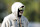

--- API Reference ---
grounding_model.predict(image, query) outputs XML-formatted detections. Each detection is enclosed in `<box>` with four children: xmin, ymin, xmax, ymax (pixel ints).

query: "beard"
<box><xmin>18</xmin><ymin>15</ymin><xmax>22</xmax><ymax>17</ymax></box>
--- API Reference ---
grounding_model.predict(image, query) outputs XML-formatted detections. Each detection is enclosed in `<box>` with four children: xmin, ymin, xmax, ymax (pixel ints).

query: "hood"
<box><xmin>11</xmin><ymin>2</ymin><xmax>25</xmax><ymax>17</ymax></box>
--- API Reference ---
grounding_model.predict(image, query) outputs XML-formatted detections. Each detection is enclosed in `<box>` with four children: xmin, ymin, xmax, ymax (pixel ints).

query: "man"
<box><xmin>1</xmin><ymin>2</ymin><xmax>29</xmax><ymax>27</ymax></box>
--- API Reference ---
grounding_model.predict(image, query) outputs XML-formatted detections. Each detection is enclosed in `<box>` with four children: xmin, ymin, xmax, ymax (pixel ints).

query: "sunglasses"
<box><xmin>19</xmin><ymin>6</ymin><xmax>24</xmax><ymax>11</ymax></box>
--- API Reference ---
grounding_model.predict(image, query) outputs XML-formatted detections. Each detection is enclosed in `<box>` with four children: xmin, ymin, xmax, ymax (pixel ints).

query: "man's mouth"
<box><xmin>19</xmin><ymin>11</ymin><xmax>23</xmax><ymax>15</ymax></box>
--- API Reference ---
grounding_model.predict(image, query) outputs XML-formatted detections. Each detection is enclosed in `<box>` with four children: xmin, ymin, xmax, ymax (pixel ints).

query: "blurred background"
<box><xmin>0</xmin><ymin>0</ymin><xmax>40</xmax><ymax>27</ymax></box>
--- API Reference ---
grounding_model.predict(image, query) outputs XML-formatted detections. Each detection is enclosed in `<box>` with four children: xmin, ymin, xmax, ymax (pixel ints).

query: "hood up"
<box><xmin>11</xmin><ymin>2</ymin><xmax>25</xmax><ymax>17</ymax></box>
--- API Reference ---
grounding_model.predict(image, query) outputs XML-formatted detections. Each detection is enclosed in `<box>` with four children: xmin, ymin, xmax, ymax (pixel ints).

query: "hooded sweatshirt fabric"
<box><xmin>1</xmin><ymin>2</ymin><xmax>29</xmax><ymax>27</ymax></box>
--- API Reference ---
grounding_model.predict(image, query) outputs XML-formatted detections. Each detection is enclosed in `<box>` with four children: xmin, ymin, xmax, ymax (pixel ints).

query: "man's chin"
<box><xmin>18</xmin><ymin>15</ymin><xmax>22</xmax><ymax>17</ymax></box>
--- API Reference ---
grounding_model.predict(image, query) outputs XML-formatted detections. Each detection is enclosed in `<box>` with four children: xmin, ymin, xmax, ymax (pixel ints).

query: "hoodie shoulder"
<box><xmin>3</xmin><ymin>14</ymin><xmax>12</xmax><ymax>21</ymax></box>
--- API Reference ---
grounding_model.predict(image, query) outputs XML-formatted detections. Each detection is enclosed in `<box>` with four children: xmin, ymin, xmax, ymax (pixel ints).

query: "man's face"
<box><xmin>18</xmin><ymin>6</ymin><xmax>24</xmax><ymax>17</ymax></box>
<box><xmin>19</xmin><ymin>6</ymin><xmax>24</xmax><ymax>15</ymax></box>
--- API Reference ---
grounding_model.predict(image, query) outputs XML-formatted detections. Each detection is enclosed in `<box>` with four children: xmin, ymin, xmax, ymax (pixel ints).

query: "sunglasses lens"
<box><xmin>19</xmin><ymin>8</ymin><xmax>24</xmax><ymax>11</ymax></box>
